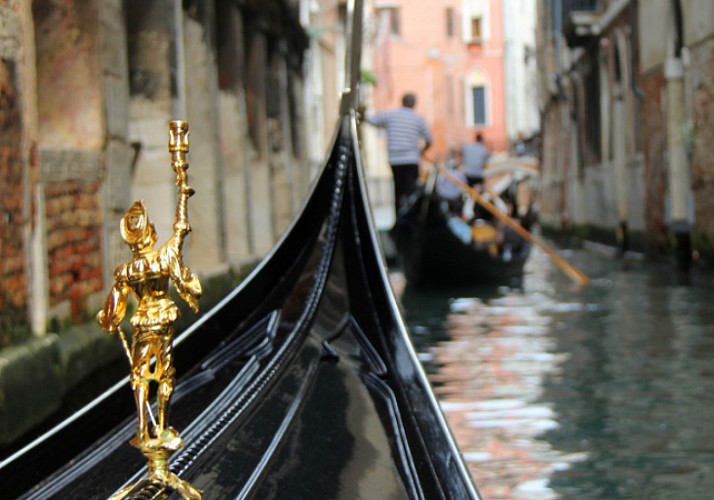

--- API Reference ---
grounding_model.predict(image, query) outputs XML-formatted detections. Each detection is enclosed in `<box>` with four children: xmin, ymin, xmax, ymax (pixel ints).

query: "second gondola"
<box><xmin>391</xmin><ymin>162</ymin><xmax>538</xmax><ymax>287</ymax></box>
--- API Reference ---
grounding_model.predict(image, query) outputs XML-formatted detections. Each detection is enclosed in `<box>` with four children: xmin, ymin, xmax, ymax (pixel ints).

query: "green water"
<box><xmin>395</xmin><ymin>240</ymin><xmax>714</xmax><ymax>500</ymax></box>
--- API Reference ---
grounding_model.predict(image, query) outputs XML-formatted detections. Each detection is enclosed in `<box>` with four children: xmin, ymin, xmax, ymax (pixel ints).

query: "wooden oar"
<box><xmin>438</xmin><ymin>165</ymin><xmax>590</xmax><ymax>286</ymax></box>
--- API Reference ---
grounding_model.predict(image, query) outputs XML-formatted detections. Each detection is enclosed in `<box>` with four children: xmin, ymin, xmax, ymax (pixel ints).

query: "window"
<box><xmin>472</xmin><ymin>85</ymin><xmax>486</xmax><ymax>125</ymax></box>
<box><xmin>467</xmin><ymin>70</ymin><xmax>487</xmax><ymax>126</ymax></box>
<box><xmin>470</xmin><ymin>17</ymin><xmax>482</xmax><ymax>41</ymax></box>
<box><xmin>377</xmin><ymin>7</ymin><xmax>400</xmax><ymax>36</ymax></box>
<box><xmin>446</xmin><ymin>7</ymin><xmax>455</xmax><ymax>37</ymax></box>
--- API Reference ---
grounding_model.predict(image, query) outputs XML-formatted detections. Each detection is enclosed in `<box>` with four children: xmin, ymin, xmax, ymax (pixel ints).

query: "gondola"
<box><xmin>0</xmin><ymin>87</ymin><xmax>480</xmax><ymax>500</ymax></box>
<box><xmin>391</xmin><ymin>163</ymin><xmax>538</xmax><ymax>287</ymax></box>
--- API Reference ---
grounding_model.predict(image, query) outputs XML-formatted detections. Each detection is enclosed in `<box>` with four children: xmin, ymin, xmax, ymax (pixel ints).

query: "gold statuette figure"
<box><xmin>97</xmin><ymin>120</ymin><xmax>202</xmax><ymax>499</ymax></box>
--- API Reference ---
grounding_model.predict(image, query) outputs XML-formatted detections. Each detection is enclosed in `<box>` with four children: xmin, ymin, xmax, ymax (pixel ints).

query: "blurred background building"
<box><xmin>360</xmin><ymin>0</ymin><xmax>539</xmax><ymax>216</ymax></box>
<box><xmin>536</xmin><ymin>0</ymin><xmax>714</xmax><ymax>269</ymax></box>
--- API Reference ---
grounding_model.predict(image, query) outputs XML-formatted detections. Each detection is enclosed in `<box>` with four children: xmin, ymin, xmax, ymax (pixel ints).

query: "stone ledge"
<box><xmin>0</xmin><ymin>335</ymin><xmax>64</xmax><ymax>445</ymax></box>
<box><xmin>56</xmin><ymin>322</ymin><xmax>120</xmax><ymax>390</ymax></box>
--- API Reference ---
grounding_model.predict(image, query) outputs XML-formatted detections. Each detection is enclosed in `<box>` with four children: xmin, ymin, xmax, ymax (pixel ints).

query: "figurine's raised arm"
<box><xmin>163</xmin><ymin>120</ymin><xmax>202</xmax><ymax>310</ymax></box>
<box><xmin>167</xmin><ymin>120</ymin><xmax>194</xmax><ymax>252</ymax></box>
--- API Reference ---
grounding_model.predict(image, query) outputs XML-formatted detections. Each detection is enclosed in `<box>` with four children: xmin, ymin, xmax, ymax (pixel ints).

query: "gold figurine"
<box><xmin>97</xmin><ymin>120</ymin><xmax>202</xmax><ymax>499</ymax></box>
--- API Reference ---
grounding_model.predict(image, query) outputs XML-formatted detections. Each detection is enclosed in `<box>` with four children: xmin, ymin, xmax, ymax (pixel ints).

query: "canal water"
<box><xmin>390</xmin><ymin>237</ymin><xmax>714</xmax><ymax>500</ymax></box>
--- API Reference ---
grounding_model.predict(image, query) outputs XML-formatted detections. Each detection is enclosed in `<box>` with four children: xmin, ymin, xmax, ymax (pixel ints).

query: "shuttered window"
<box><xmin>472</xmin><ymin>85</ymin><xmax>486</xmax><ymax>125</ymax></box>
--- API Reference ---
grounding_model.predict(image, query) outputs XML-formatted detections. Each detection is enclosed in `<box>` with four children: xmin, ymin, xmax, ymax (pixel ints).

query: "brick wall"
<box><xmin>0</xmin><ymin>58</ymin><xmax>27</xmax><ymax>319</ymax></box>
<box><xmin>45</xmin><ymin>180</ymin><xmax>102</xmax><ymax>321</ymax></box>
<box><xmin>640</xmin><ymin>70</ymin><xmax>668</xmax><ymax>250</ymax></box>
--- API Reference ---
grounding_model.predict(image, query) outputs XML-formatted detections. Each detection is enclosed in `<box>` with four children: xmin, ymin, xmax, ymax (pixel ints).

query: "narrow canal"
<box><xmin>391</xmin><ymin>237</ymin><xmax>714</xmax><ymax>500</ymax></box>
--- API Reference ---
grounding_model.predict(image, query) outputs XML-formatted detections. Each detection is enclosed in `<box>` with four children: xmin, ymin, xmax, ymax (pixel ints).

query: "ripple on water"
<box><xmin>397</xmin><ymin>240</ymin><xmax>714</xmax><ymax>499</ymax></box>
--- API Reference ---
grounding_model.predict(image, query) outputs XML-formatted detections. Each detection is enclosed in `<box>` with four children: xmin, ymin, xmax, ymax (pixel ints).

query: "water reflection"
<box><xmin>394</xmin><ymin>240</ymin><xmax>714</xmax><ymax>500</ymax></box>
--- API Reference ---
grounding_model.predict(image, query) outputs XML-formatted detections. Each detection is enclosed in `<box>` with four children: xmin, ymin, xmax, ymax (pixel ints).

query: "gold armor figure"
<box><xmin>97</xmin><ymin>120</ymin><xmax>202</xmax><ymax>499</ymax></box>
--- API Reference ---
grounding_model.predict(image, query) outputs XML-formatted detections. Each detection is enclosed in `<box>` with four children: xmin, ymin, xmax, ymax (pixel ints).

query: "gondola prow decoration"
<box><xmin>97</xmin><ymin>120</ymin><xmax>203</xmax><ymax>499</ymax></box>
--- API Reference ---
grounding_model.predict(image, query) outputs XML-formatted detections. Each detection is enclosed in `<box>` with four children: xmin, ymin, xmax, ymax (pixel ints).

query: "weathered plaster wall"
<box><xmin>126</xmin><ymin>0</ymin><xmax>178</xmax><ymax>249</ymax></box>
<box><xmin>638</xmin><ymin>0</ymin><xmax>669</xmax><ymax>74</ymax></box>
<box><xmin>33</xmin><ymin>0</ymin><xmax>102</xmax><ymax>149</ymax></box>
<box><xmin>182</xmin><ymin>2</ymin><xmax>227</xmax><ymax>273</ymax></box>
<box><xmin>639</xmin><ymin>69</ymin><xmax>668</xmax><ymax>249</ymax></box>
<box><xmin>689</xmin><ymin>36</ymin><xmax>714</xmax><ymax>255</ymax></box>
<box><xmin>216</xmin><ymin>2</ymin><xmax>253</xmax><ymax>265</ymax></box>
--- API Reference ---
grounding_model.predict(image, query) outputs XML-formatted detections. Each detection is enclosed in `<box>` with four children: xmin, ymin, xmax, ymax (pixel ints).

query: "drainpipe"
<box><xmin>613</xmin><ymin>84</ymin><xmax>628</xmax><ymax>251</ymax></box>
<box><xmin>570</xmin><ymin>120</ymin><xmax>587</xmax><ymax>230</ymax></box>
<box><xmin>665</xmin><ymin>57</ymin><xmax>691</xmax><ymax>269</ymax></box>
<box><xmin>553</xmin><ymin>0</ymin><xmax>563</xmax><ymax>229</ymax></box>
<box><xmin>31</xmin><ymin>185</ymin><xmax>48</xmax><ymax>335</ymax></box>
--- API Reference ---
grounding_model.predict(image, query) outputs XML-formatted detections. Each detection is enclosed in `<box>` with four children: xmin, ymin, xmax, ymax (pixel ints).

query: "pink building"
<box><xmin>370</xmin><ymin>0</ymin><xmax>509</xmax><ymax>158</ymax></box>
<box><xmin>371</xmin><ymin>0</ymin><xmax>470</xmax><ymax>162</ymax></box>
<box><xmin>462</xmin><ymin>0</ymin><xmax>508</xmax><ymax>152</ymax></box>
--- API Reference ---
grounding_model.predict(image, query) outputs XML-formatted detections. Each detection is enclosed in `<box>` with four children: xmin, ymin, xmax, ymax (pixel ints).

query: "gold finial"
<box><xmin>169</xmin><ymin>120</ymin><xmax>190</xmax><ymax>167</ymax></box>
<box><xmin>169</xmin><ymin>120</ymin><xmax>189</xmax><ymax>151</ymax></box>
<box><xmin>97</xmin><ymin>120</ymin><xmax>202</xmax><ymax>499</ymax></box>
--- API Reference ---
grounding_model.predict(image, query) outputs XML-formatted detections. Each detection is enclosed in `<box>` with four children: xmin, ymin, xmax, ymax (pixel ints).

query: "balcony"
<box><xmin>560</xmin><ymin>0</ymin><xmax>600</xmax><ymax>48</ymax></box>
<box><xmin>563</xmin><ymin>0</ymin><xmax>598</xmax><ymax>10</ymax></box>
<box><xmin>561</xmin><ymin>0</ymin><xmax>632</xmax><ymax>48</ymax></box>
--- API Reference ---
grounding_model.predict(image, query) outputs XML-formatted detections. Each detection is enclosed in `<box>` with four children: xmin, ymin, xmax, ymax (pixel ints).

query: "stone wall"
<box><xmin>536</xmin><ymin>1</ymin><xmax>697</xmax><ymax>256</ymax></box>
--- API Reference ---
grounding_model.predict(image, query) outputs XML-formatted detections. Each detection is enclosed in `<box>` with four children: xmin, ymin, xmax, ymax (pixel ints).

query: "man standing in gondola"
<box><xmin>363</xmin><ymin>92</ymin><xmax>432</xmax><ymax>217</ymax></box>
<box><xmin>462</xmin><ymin>131</ymin><xmax>491</xmax><ymax>188</ymax></box>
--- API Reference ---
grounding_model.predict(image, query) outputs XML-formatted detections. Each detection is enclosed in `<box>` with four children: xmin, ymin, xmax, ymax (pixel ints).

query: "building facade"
<box><xmin>537</xmin><ymin>0</ymin><xmax>714</xmax><ymax>266</ymax></box>
<box><xmin>462</xmin><ymin>0</ymin><xmax>508</xmax><ymax>152</ymax></box>
<box><xmin>366</xmin><ymin>0</ymin><xmax>471</xmax><ymax>165</ymax></box>
<box><xmin>503</xmin><ymin>0</ymin><xmax>540</xmax><ymax>151</ymax></box>
<box><xmin>363</xmin><ymin>0</ymin><xmax>538</xmax><ymax>165</ymax></box>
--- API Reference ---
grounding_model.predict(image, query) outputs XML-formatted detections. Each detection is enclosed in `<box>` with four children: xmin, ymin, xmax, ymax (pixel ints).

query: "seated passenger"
<box><xmin>436</xmin><ymin>166</ymin><xmax>467</xmax><ymax>215</ymax></box>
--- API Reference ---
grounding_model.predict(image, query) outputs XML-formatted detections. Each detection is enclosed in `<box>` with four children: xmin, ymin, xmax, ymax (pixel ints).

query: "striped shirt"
<box><xmin>366</xmin><ymin>107</ymin><xmax>432</xmax><ymax>165</ymax></box>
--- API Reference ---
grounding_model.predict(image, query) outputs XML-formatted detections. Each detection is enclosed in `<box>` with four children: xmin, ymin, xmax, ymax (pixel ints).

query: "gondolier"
<box><xmin>462</xmin><ymin>132</ymin><xmax>491</xmax><ymax>187</ymax></box>
<box><xmin>364</xmin><ymin>92</ymin><xmax>432</xmax><ymax>217</ymax></box>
